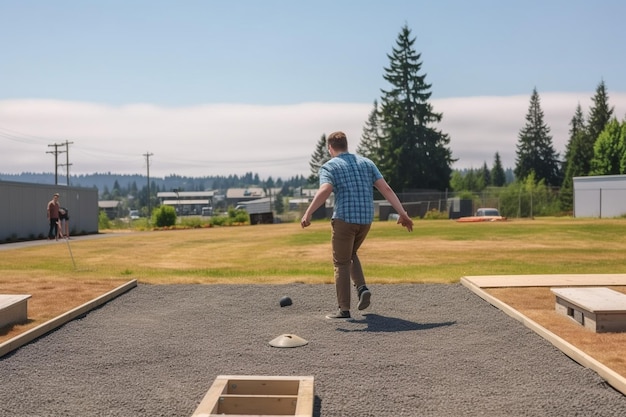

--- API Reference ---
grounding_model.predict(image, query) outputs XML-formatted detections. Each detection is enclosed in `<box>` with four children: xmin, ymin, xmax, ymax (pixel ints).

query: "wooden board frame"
<box><xmin>191</xmin><ymin>375</ymin><xmax>314</xmax><ymax>417</ymax></box>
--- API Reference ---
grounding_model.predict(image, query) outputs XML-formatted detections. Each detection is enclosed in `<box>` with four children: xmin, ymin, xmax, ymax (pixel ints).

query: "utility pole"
<box><xmin>57</xmin><ymin>140</ymin><xmax>74</xmax><ymax>186</ymax></box>
<box><xmin>47</xmin><ymin>143</ymin><xmax>67</xmax><ymax>185</ymax></box>
<box><xmin>144</xmin><ymin>152</ymin><xmax>153</xmax><ymax>218</ymax></box>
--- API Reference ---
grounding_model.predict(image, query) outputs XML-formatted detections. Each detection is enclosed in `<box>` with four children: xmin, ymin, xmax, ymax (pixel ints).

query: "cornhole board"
<box><xmin>0</xmin><ymin>295</ymin><xmax>31</xmax><ymax>328</ymax></box>
<box><xmin>551</xmin><ymin>287</ymin><xmax>626</xmax><ymax>333</ymax></box>
<box><xmin>191</xmin><ymin>375</ymin><xmax>314</xmax><ymax>417</ymax></box>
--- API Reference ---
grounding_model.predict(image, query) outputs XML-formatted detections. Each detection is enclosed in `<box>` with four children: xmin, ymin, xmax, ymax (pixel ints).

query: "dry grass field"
<box><xmin>0</xmin><ymin>277</ymin><xmax>127</xmax><ymax>343</ymax></box>
<box><xmin>486</xmin><ymin>286</ymin><xmax>626</xmax><ymax>378</ymax></box>
<box><xmin>2</xmin><ymin>218</ymin><xmax>626</xmax><ymax>381</ymax></box>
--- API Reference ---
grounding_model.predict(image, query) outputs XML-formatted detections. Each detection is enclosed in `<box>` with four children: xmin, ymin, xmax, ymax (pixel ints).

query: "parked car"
<box><xmin>475</xmin><ymin>208</ymin><xmax>502</xmax><ymax>217</ymax></box>
<box><xmin>129</xmin><ymin>210</ymin><xmax>140</xmax><ymax>220</ymax></box>
<box><xmin>457</xmin><ymin>207</ymin><xmax>506</xmax><ymax>222</ymax></box>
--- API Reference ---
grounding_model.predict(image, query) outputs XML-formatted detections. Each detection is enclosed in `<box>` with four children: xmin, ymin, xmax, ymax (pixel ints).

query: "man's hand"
<box><xmin>397</xmin><ymin>213</ymin><xmax>414</xmax><ymax>232</ymax></box>
<box><xmin>300</xmin><ymin>214</ymin><xmax>312</xmax><ymax>228</ymax></box>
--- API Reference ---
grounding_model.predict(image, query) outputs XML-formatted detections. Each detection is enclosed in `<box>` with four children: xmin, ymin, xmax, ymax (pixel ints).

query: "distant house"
<box><xmin>225</xmin><ymin>188</ymin><xmax>266</xmax><ymax>207</ymax></box>
<box><xmin>98</xmin><ymin>200</ymin><xmax>121</xmax><ymax>220</ymax></box>
<box><xmin>157</xmin><ymin>191</ymin><xmax>215</xmax><ymax>216</ymax></box>
<box><xmin>293</xmin><ymin>187</ymin><xmax>318</xmax><ymax>198</ymax></box>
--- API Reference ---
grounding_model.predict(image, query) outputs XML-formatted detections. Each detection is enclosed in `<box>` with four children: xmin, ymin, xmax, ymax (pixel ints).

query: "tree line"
<box><xmin>307</xmin><ymin>25</ymin><xmax>623</xmax><ymax>215</ymax></box>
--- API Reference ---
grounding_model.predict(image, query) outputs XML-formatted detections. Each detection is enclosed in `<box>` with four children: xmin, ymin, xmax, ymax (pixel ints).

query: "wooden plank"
<box><xmin>463</xmin><ymin>274</ymin><xmax>626</xmax><ymax>288</ymax></box>
<box><xmin>191</xmin><ymin>377</ymin><xmax>229</xmax><ymax>416</ymax></box>
<box><xmin>224</xmin><ymin>379</ymin><xmax>300</xmax><ymax>395</ymax></box>
<box><xmin>294</xmin><ymin>377</ymin><xmax>315</xmax><ymax>417</ymax></box>
<box><xmin>216</xmin><ymin>395</ymin><xmax>297</xmax><ymax>415</ymax></box>
<box><xmin>191</xmin><ymin>375</ymin><xmax>314</xmax><ymax>417</ymax></box>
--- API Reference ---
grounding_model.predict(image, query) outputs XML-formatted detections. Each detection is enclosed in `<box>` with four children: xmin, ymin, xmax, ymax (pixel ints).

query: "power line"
<box><xmin>47</xmin><ymin>141</ymin><xmax>73</xmax><ymax>185</ymax></box>
<box><xmin>57</xmin><ymin>140</ymin><xmax>74</xmax><ymax>186</ymax></box>
<box><xmin>47</xmin><ymin>143</ymin><xmax>67</xmax><ymax>185</ymax></box>
<box><xmin>144</xmin><ymin>152</ymin><xmax>153</xmax><ymax>217</ymax></box>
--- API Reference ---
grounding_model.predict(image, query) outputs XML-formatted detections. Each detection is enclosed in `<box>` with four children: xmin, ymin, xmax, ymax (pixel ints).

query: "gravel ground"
<box><xmin>1</xmin><ymin>283</ymin><xmax>625</xmax><ymax>417</ymax></box>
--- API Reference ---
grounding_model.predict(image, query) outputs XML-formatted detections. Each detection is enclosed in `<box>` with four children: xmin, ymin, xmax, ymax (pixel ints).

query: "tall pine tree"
<box><xmin>479</xmin><ymin>162</ymin><xmax>491</xmax><ymax>188</ymax></box>
<box><xmin>356</xmin><ymin>100</ymin><xmax>382</xmax><ymax>162</ymax></box>
<box><xmin>377</xmin><ymin>25</ymin><xmax>453</xmax><ymax>191</ymax></box>
<box><xmin>560</xmin><ymin>80</ymin><xmax>614</xmax><ymax>210</ymax></box>
<box><xmin>307</xmin><ymin>134</ymin><xmax>330</xmax><ymax>185</ymax></box>
<box><xmin>563</xmin><ymin>104</ymin><xmax>586</xmax><ymax>165</ymax></box>
<box><xmin>559</xmin><ymin>104</ymin><xmax>586</xmax><ymax>211</ymax></box>
<box><xmin>514</xmin><ymin>88</ymin><xmax>560</xmax><ymax>186</ymax></box>
<box><xmin>587</xmin><ymin>80</ymin><xmax>614</xmax><ymax>145</ymax></box>
<box><xmin>491</xmin><ymin>152</ymin><xmax>506</xmax><ymax>186</ymax></box>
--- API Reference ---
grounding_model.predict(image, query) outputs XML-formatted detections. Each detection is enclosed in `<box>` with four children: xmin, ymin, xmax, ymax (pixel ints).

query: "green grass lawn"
<box><xmin>2</xmin><ymin>217</ymin><xmax>626</xmax><ymax>285</ymax></box>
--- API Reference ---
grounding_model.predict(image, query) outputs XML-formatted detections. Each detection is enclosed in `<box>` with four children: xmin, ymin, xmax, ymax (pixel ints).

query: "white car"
<box><xmin>457</xmin><ymin>207</ymin><xmax>506</xmax><ymax>222</ymax></box>
<box><xmin>475</xmin><ymin>208</ymin><xmax>501</xmax><ymax>217</ymax></box>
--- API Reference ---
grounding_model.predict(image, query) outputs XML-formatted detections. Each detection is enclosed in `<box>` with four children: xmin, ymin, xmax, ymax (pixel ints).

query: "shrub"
<box><xmin>210</xmin><ymin>215</ymin><xmax>228</xmax><ymax>226</ymax></box>
<box><xmin>152</xmin><ymin>205</ymin><xmax>177</xmax><ymax>227</ymax></box>
<box><xmin>180</xmin><ymin>217</ymin><xmax>205</xmax><ymax>228</ymax></box>
<box><xmin>98</xmin><ymin>210</ymin><xmax>111</xmax><ymax>229</ymax></box>
<box><xmin>228</xmin><ymin>207</ymin><xmax>249</xmax><ymax>224</ymax></box>
<box><xmin>423</xmin><ymin>209</ymin><xmax>448</xmax><ymax>220</ymax></box>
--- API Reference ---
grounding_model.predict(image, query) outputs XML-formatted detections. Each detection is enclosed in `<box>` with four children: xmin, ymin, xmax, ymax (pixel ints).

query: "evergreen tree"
<box><xmin>559</xmin><ymin>104</ymin><xmax>587</xmax><ymax>211</ymax></box>
<box><xmin>587</xmin><ymin>80</ymin><xmax>614</xmax><ymax>145</ymax></box>
<box><xmin>356</xmin><ymin>100</ymin><xmax>381</xmax><ymax>163</ymax></box>
<box><xmin>560</xmin><ymin>81</ymin><xmax>614</xmax><ymax>201</ymax></box>
<box><xmin>491</xmin><ymin>152</ymin><xmax>506</xmax><ymax>186</ymax></box>
<box><xmin>112</xmin><ymin>180</ymin><xmax>121</xmax><ymax>198</ymax></box>
<box><xmin>377</xmin><ymin>25</ymin><xmax>453</xmax><ymax>191</ymax></box>
<box><xmin>562</xmin><ymin>104</ymin><xmax>586</xmax><ymax>167</ymax></box>
<box><xmin>307</xmin><ymin>134</ymin><xmax>330</xmax><ymax>185</ymax></box>
<box><xmin>479</xmin><ymin>162</ymin><xmax>491</xmax><ymax>188</ymax></box>
<box><xmin>618</xmin><ymin>119</ymin><xmax>626</xmax><ymax>173</ymax></box>
<box><xmin>465</xmin><ymin>169</ymin><xmax>482</xmax><ymax>192</ymax></box>
<box><xmin>101</xmin><ymin>185</ymin><xmax>111</xmax><ymax>200</ymax></box>
<box><xmin>591</xmin><ymin>118</ymin><xmax>625</xmax><ymax>175</ymax></box>
<box><xmin>449</xmin><ymin>171</ymin><xmax>464</xmax><ymax>191</ymax></box>
<box><xmin>274</xmin><ymin>191</ymin><xmax>285</xmax><ymax>214</ymax></box>
<box><xmin>514</xmin><ymin>88</ymin><xmax>560</xmax><ymax>186</ymax></box>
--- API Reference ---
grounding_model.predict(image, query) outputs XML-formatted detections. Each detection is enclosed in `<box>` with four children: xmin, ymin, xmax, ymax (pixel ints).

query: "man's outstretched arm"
<box><xmin>374</xmin><ymin>178</ymin><xmax>414</xmax><ymax>232</ymax></box>
<box><xmin>301</xmin><ymin>183</ymin><xmax>333</xmax><ymax>228</ymax></box>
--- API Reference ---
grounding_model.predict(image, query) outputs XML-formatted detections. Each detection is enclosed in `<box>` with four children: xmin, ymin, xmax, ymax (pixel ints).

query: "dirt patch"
<box><xmin>0</xmin><ymin>279</ymin><xmax>128</xmax><ymax>343</ymax></box>
<box><xmin>485</xmin><ymin>286</ymin><xmax>626</xmax><ymax>378</ymax></box>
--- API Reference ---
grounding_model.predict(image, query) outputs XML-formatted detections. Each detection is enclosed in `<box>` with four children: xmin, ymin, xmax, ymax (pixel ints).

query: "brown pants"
<box><xmin>331</xmin><ymin>219</ymin><xmax>371</xmax><ymax>310</ymax></box>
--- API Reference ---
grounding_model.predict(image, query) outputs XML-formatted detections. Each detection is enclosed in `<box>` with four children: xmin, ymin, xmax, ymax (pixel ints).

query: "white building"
<box><xmin>574</xmin><ymin>175</ymin><xmax>626</xmax><ymax>218</ymax></box>
<box><xmin>157</xmin><ymin>191</ymin><xmax>215</xmax><ymax>216</ymax></box>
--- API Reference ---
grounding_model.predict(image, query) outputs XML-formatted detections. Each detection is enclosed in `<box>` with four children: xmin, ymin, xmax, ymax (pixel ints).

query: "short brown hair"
<box><xmin>327</xmin><ymin>131</ymin><xmax>348</xmax><ymax>151</ymax></box>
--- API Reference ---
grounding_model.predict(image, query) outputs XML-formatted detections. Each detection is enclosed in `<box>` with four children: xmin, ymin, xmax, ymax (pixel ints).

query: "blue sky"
<box><xmin>1</xmin><ymin>0</ymin><xmax>625</xmax><ymax>180</ymax></box>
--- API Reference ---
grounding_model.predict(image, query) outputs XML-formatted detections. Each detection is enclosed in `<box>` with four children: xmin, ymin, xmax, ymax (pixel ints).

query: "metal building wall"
<box><xmin>0</xmin><ymin>181</ymin><xmax>99</xmax><ymax>241</ymax></box>
<box><xmin>573</xmin><ymin>175</ymin><xmax>626</xmax><ymax>218</ymax></box>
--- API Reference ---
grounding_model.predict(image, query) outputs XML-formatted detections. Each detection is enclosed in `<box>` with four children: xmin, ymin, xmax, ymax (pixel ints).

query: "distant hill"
<box><xmin>0</xmin><ymin>172</ymin><xmax>308</xmax><ymax>196</ymax></box>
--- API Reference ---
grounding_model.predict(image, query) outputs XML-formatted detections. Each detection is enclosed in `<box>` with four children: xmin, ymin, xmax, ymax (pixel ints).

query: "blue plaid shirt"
<box><xmin>319</xmin><ymin>153</ymin><xmax>383</xmax><ymax>224</ymax></box>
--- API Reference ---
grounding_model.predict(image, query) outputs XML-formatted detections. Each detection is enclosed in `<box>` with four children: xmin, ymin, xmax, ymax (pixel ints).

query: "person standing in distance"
<box><xmin>47</xmin><ymin>193</ymin><xmax>60</xmax><ymax>240</ymax></box>
<box><xmin>301</xmin><ymin>131</ymin><xmax>413</xmax><ymax>319</ymax></box>
<box><xmin>58</xmin><ymin>207</ymin><xmax>70</xmax><ymax>239</ymax></box>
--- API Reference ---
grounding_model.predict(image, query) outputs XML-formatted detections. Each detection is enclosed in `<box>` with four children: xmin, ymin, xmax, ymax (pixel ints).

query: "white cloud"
<box><xmin>437</xmin><ymin>92</ymin><xmax>626</xmax><ymax>170</ymax></box>
<box><xmin>1</xmin><ymin>93</ymin><xmax>625</xmax><ymax>180</ymax></box>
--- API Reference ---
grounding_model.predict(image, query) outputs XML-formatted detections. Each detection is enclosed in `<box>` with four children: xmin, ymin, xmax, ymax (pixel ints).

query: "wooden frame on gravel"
<box><xmin>191</xmin><ymin>375</ymin><xmax>314</xmax><ymax>417</ymax></box>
